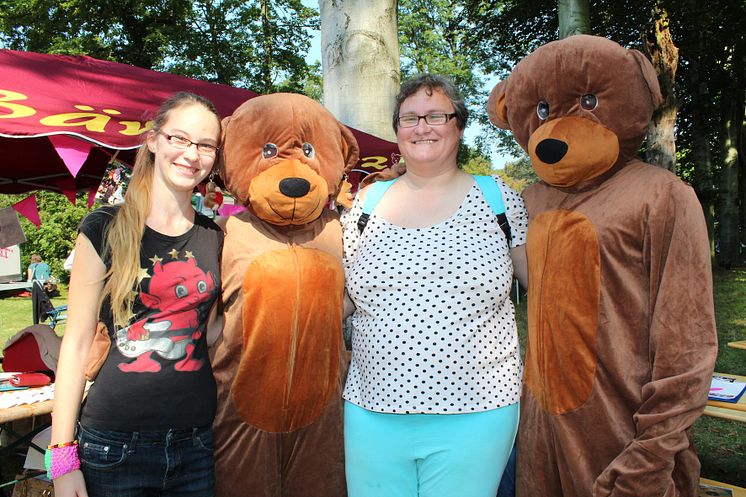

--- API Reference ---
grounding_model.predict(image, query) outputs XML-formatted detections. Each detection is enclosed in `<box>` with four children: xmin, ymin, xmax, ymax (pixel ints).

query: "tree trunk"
<box><xmin>716</xmin><ymin>25</ymin><xmax>745</xmax><ymax>268</ymax></box>
<box><xmin>643</xmin><ymin>4</ymin><xmax>678</xmax><ymax>173</ymax></box>
<box><xmin>688</xmin><ymin>37</ymin><xmax>715</xmax><ymax>248</ymax></box>
<box><xmin>319</xmin><ymin>0</ymin><xmax>400</xmax><ymax>141</ymax></box>
<box><xmin>558</xmin><ymin>0</ymin><xmax>590</xmax><ymax>39</ymax></box>
<box><xmin>717</xmin><ymin>97</ymin><xmax>742</xmax><ymax>268</ymax></box>
<box><xmin>738</xmin><ymin>45</ymin><xmax>746</xmax><ymax>266</ymax></box>
<box><xmin>260</xmin><ymin>0</ymin><xmax>273</xmax><ymax>93</ymax></box>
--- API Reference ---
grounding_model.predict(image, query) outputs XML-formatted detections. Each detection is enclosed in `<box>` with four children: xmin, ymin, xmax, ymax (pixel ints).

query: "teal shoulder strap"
<box><xmin>472</xmin><ymin>175</ymin><xmax>506</xmax><ymax>215</ymax></box>
<box><xmin>472</xmin><ymin>175</ymin><xmax>512</xmax><ymax>245</ymax></box>
<box><xmin>357</xmin><ymin>178</ymin><xmax>399</xmax><ymax>232</ymax></box>
<box><xmin>357</xmin><ymin>175</ymin><xmax>512</xmax><ymax>244</ymax></box>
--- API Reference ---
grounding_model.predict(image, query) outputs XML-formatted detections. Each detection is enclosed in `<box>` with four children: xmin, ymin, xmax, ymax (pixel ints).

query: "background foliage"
<box><xmin>0</xmin><ymin>193</ymin><xmax>90</xmax><ymax>282</ymax></box>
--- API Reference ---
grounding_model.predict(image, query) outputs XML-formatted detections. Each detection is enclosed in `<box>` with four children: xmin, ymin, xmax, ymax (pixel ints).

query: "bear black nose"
<box><xmin>535</xmin><ymin>138</ymin><xmax>569</xmax><ymax>164</ymax></box>
<box><xmin>279</xmin><ymin>177</ymin><xmax>311</xmax><ymax>198</ymax></box>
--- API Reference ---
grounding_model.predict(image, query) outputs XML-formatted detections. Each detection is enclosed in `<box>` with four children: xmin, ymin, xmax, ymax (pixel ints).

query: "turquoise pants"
<box><xmin>344</xmin><ymin>401</ymin><xmax>519</xmax><ymax>497</ymax></box>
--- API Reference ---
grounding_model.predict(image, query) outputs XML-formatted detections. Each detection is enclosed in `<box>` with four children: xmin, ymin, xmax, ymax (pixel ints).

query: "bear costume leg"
<box><xmin>214</xmin><ymin>356</ymin><xmax>348</xmax><ymax>497</ymax></box>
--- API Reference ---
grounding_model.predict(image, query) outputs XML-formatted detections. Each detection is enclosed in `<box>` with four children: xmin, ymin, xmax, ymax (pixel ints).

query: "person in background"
<box><xmin>27</xmin><ymin>253</ymin><xmax>57</xmax><ymax>295</ymax></box>
<box><xmin>341</xmin><ymin>73</ymin><xmax>528</xmax><ymax>497</ymax></box>
<box><xmin>63</xmin><ymin>250</ymin><xmax>75</xmax><ymax>272</ymax></box>
<box><xmin>50</xmin><ymin>92</ymin><xmax>223</xmax><ymax>497</ymax></box>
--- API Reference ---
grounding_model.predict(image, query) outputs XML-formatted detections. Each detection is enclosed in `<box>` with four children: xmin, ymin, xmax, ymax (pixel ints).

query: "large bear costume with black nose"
<box><xmin>489</xmin><ymin>35</ymin><xmax>717</xmax><ymax>497</ymax></box>
<box><xmin>212</xmin><ymin>93</ymin><xmax>358</xmax><ymax>497</ymax></box>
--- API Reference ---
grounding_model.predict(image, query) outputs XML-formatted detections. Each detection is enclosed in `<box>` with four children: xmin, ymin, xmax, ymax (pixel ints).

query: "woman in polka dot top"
<box><xmin>341</xmin><ymin>73</ymin><xmax>529</xmax><ymax>497</ymax></box>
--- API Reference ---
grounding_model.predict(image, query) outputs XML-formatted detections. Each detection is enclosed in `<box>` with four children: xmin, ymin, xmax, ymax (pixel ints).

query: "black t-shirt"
<box><xmin>78</xmin><ymin>206</ymin><xmax>222</xmax><ymax>431</ymax></box>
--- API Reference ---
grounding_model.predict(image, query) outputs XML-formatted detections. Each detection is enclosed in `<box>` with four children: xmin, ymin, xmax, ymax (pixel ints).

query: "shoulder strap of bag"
<box><xmin>357</xmin><ymin>175</ymin><xmax>512</xmax><ymax>245</ymax></box>
<box><xmin>357</xmin><ymin>178</ymin><xmax>399</xmax><ymax>233</ymax></box>
<box><xmin>472</xmin><ymin>175</ymin><xmax>512</xmax><ymax>246</ymax></box>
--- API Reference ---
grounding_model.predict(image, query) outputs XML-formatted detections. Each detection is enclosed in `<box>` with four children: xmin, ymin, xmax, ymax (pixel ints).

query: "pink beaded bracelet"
<box><xmin>44</xmin><ymin>440</ymin><xmax>80</xmax><ymax>480</ymax></box>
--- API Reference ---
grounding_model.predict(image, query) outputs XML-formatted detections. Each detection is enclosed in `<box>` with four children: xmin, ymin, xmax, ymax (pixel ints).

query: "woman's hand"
<box><xmin>343</xmin><ymin>291</ymin><xmax>356</xmax><ymax>319</ymax></box>
<box><xmin>53</xmin><ymin>470</ymin><xmax>88</xmax><ymax>497</ymax></box>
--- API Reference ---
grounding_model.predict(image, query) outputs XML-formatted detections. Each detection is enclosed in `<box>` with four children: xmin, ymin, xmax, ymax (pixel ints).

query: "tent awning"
<box><xmin>0</xmin><ymin>49</ymin><xmax>398</xmax><ymax>195</ymax></box>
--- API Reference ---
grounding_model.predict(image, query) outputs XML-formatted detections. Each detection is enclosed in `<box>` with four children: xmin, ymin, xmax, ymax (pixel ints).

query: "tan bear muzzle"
<box><xmin>528</xmin><ymin>116</ymin><xmax>620</xmax><ymax>188</ymax></box>
<box><xmin>248</xmin><ymin>160</ymin><xmax>330</xmax><ymax>225</ymax></box>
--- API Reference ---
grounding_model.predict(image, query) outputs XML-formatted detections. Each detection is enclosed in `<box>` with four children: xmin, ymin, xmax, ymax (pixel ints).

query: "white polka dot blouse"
<box><xmin>341</xmin><ymin>175</ymin><xmax>528</xmax><ymax>414</ymax></box>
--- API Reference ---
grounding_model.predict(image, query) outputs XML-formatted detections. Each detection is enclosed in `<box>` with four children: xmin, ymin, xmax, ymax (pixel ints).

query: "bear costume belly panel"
<box><xmin>231</xmin><ymin>247</ymin><xmax>344</xmax><ymax>432</ymax></box>
<box><xmin>526</xmin><ymin>209</ymin><xmax>600</xmax><ymax>415</ymax></box>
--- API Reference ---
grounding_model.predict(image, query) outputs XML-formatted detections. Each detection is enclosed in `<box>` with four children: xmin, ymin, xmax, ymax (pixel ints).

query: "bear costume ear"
<box><xmin>487</xmin><ymin>80</ymin><xmax>511</xmax><ymax>130</ymax></box>
<box><xmin>221</xmin><ymin>115</ymin><xmax>232</xmax><ymax>139</ymax></box>
<box><xmin>338</xmin><ymin>122</ymin><xmax>360</xmax><ymax>173</ymax></box>
<box><xmin>628</xmin><ymin>49</ymin><xmax>664</xmax><ymax>111</ymax></box>
<box><xmin>215</xmin><ymin>115</ymin><xmax>233</xmax><ymax>181</ymax></box>
<box><xmin>220</xmin><ymin>114</ymin><xmax>232</xmax><ymax>159</ymax></box>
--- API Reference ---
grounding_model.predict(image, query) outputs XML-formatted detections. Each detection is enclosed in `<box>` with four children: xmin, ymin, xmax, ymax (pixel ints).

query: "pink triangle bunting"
<box><xmin>87</xmin><ymin>185</ymin><xmax>99</xmax><ymax>208</ymax></box>
<box><xmin>12</xmin><ymin>195</ymin><xmax>41</xmax><ymax>228</ymax></box>
<box><xmin>49</xmin><ymin>135</ymin><xmax>93</xmax><ymax>178</ymax></box>
<box><xmin>56</xmin><ymin>178</ymin><xmax>78</xmax><ymax>205</ymax></box>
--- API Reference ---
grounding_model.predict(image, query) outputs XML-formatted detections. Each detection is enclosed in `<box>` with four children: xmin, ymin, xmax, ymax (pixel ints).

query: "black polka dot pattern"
<box><xmin>341</xmin><ymin>176</ymin><xmax>528</xmax><ymax>414</ymax></box>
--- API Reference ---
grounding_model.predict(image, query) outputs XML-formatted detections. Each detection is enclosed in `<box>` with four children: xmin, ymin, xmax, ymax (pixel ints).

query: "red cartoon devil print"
<box><xmin>115</xmin><ymin>257</ymin><xmax>216</xmax><ymax>373</ymax></box>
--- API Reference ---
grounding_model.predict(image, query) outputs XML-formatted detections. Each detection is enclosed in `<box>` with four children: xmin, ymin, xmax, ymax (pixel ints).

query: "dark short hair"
<box><xmin>393</xmin><ymin>74</ymin><xmax>468</xmax><ymax>132</ymax></box>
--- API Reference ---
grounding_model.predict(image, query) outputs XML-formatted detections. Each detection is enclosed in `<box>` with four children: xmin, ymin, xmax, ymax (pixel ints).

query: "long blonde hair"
<box><xmin>102</xmin><ymin>92</ymin><xmax>220</xmax><ymax>328</ymax></box>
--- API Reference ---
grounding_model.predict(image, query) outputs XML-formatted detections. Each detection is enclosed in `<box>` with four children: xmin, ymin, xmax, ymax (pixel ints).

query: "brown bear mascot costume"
<box><xmin>489</xmin><ymin>35</ymin><xmax>717</xmax><ymax>497</ymax></box>
<box><xmin>211</xmin><ymin>93</ymin><xmax>358</xmax><ymax>497</ymax></box>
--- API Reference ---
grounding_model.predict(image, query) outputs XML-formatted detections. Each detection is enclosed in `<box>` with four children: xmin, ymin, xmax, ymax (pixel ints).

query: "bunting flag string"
<box><xmin>0</xmin><ymin>206</ymin><xmax>27</xmax><ymax>249</ymax></box>
<box><xmin>87</xmin><ymin>184</ymin><xmax>99</xmax><ymax>208</ymax></box>
<box><xmin>11</xmin><ymin>194</ymin><xmax>40</xmax><ymax>228</ymax></box>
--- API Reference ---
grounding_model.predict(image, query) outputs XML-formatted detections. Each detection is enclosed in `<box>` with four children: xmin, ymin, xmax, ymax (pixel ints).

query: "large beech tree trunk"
<box><xmin>319</xmin><ymin>0</ymin><xmax>400</xmax><ymax>141</ymax></box>
<box><xmin>558</xmin><ymin>0</ymin><xmax>590</xmax><ymax>38</ymax></box>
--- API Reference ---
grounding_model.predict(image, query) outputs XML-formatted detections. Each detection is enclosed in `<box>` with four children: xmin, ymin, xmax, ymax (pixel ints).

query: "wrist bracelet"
<box><xmin>48</xmin><ymin>440</ymin><xmax>78</xmax><ymax>449</ymax></box>
<box><xmin>45</xmin><ymin>440</ymin><xmax>80</xmax><ymax>480</ymax></box>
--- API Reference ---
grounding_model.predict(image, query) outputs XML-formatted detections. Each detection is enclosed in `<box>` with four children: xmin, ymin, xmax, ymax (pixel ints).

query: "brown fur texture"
<box><xmin>489</xmin><ymin>35</ymin><xmax>717</xmax><ymax>497</ymax></box>
<box><xmin>212</xmin><ymin>93</ymin><xmax>358</xmax><ymax>497</ymax></box>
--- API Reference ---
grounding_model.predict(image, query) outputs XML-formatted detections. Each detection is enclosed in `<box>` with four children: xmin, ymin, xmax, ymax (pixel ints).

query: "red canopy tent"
<box><xmin>0</xmin><ymin>49</ymin><xmax>399</xmax><ymax>196</ymax></box>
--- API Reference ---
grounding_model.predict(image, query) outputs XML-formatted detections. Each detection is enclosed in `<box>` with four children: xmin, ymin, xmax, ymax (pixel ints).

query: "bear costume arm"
<box><xmin>593</xmin><ymin>180</ymin><xmax>717</xmax><ymax>496</ymax></box>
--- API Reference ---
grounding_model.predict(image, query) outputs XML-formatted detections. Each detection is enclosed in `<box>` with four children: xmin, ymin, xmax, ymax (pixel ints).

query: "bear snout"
<box><xmin>279</xmin><ymin>177</ymin><xmax>311</xmax><ymax>198</ymax></box>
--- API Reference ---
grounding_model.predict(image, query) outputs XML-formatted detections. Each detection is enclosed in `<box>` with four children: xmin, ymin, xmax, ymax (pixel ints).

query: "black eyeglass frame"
<box><xmin>397</xmin><ymin>112</ymin><xmax>458</xmax><ymax>128</ymax></box>
<box><xmin>156</xmin><ymin>130</ymin><xmax>220</xmax><ymax>156</ymax></box>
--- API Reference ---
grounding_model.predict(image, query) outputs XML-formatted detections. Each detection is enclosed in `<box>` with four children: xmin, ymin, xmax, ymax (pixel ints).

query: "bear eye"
<box><xmin>197</xmin><ymin>280</ymin><xmax>208</xmax><ymax>293</ymax></box>
<box><xmin>262</xmin><ymin>143</ymin><xmax>278</xmax><ymax>159</ymax></box>
<box><xmin>580</xmin><ymin>94</ymin><xmax>598</xmax><ymax>111</ymax></box>
<box><xmin>175</xmin><ymin>284</ymin><xmax>188</xmax><ymax>298</ymax></box>
<box><xmin>537</xmin><ymin>101</ymin><xmax>550</xmax><ymax>120</ymax></box>
<box><xmin>302</xmin><ymin>142</ymin><xmax>315</xmax><ymax>158</ymax></box>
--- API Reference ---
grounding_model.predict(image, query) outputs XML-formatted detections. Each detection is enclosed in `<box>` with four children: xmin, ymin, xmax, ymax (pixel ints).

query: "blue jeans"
<box><xmin>496</xmin><ymin>442</ymin><xmax>517</xmax><ymax>497</ymax></box>
<box><xmin>78</xmin><ymin>424</ymin><xmax>214</xmax><ymax>497</ymax></box>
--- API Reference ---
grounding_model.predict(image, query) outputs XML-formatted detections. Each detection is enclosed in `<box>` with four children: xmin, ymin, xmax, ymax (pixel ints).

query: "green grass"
<box><xmin>0</xmin><ymin>271</ymin><xmax>744</xmax><ymax>487</ymax></box>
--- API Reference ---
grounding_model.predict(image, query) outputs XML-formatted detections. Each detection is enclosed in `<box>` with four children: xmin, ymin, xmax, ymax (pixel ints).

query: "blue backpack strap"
<box><xmin>357</xmin><ymin>178</ymin><xmax>399</xmax><ymax>233</ymax></box>
<box><xmin>472</xmin><ymin>175</ymin><xmax>512</xmax><ymax>246</ymax></box>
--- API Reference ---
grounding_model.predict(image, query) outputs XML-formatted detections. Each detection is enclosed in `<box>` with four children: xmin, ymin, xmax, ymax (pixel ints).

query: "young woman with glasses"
<box><xmin>50</xmin><ymin>92</ymin><xmax>223</xmax><ymax>497</ymax></box>
<box><xmin>341</xmin><ymin>74</ymin><xmax>528</xmax><ymax>497</ymax></box>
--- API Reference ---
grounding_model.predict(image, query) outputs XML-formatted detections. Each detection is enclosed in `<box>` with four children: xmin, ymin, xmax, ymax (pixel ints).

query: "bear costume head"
<box><xmin>488</xmin><ymin>34</ymin><xmax>663</xmax><ymax>188</ymax></box>
<box><xmin>220</xmin><ymin>92</ymin><xmax>359</xmax><ymax>225</ymax></box>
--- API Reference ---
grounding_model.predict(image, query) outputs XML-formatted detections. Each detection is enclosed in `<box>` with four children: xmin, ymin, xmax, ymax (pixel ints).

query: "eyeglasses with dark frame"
<box><xmin>397</xmin><ymin>112</ymin><xmax>457</xmax><ymax>128</ymax></box>
<box><xmin>157</xmin><ymin>130</ymin><xmax>219</xmax><ymax>157</ymax></box>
